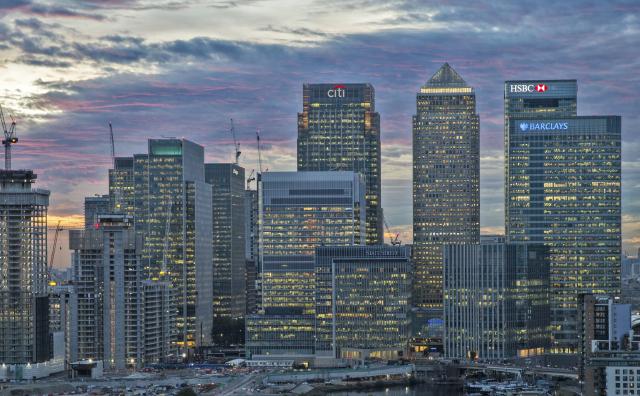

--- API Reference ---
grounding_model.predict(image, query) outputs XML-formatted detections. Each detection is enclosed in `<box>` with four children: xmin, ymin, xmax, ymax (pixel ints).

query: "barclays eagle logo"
<box><xmin>519</xmin><ymin>122</ymin><xmax>529</xmax><ymax>131</ymax></box>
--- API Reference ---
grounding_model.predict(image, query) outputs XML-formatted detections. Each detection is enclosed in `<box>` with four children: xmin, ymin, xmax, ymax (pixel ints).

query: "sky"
<box><xmin>0</xmin><ymin>0</ymin><xmax>639</xmax><ymax>267</ymax></box>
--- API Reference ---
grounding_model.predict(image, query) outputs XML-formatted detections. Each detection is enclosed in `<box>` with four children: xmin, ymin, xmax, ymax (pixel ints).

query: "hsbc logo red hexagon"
<box><xmin>509</xmin><ymin>83</ymin><xmax>549</xmax><ymax>93</ymax></box>
<box><xmin>327</xmin><ymin>84</ymin><xmax>346</xmax><ymax>98</ymax></box>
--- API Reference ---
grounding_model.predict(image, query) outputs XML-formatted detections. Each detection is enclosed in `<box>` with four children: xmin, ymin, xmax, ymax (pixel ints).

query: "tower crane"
<box><xmin>1</xmin><ymin>105</ymin><xmax>17</xmax><ymax>170</ymax></box>
<box><xmin>384</xmin><ymin>218</ymin><xmax>401</xmax><ymax>246</ymax></box>
<box><xmin>256</xmin><ymin>128</ymin><xmax>263</xmax><ymax>174</ymax></box>
<box><xmin>49</xmin><ymin>220</ymin><xmax>62</xmax><ymax>268</ymax></box>
<box><xmin>247</xmin><ymin>169</ymin><xmax>256</xmax><ymax>188</ymax></box>
<box><xmin>230</xmin><ymin>118</ymin><xmax>241</xmax><ymax>164</ymax></box>
<box><xmin>109</xmin><ymin>122</ymin><xmax>115</xmax><ymax>168</ymax></box>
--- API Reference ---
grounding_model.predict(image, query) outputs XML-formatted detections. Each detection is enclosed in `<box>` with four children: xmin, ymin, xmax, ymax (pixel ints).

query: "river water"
<box><xmin>331</xmin><ymin>383</ymin><xmax>463</xmax><ymax>395</ymax></box>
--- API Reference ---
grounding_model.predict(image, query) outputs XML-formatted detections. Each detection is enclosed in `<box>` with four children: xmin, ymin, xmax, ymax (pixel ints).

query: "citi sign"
<box><xmin>509</xmin><ymin>83</ymin><xmax>548</xmax><ymax>93</ymax></box>
<box><xmin>519</xmin><ymin>122</ymin><xmax>568</xmax><ymax>132</ymax></box>
<box><xmin>327</xmin><ymin>84</ymin><xmax>346</xmax><ymax>98</ymax></box>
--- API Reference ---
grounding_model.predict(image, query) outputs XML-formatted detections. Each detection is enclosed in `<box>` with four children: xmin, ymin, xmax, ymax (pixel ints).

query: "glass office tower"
<box><xmin>505</xmin><ymin>81</ymin><xmax>621</xmax><ymax>360</ymax></box>
<box><xmin>205</xmin><ymin>163</ymin><xmax>246</xmax><ymax>320</ymax></box>
<box><xmin>412</xmin><ymin>63</ymin><xmax>480</xmax><ymax>320</ymax></box>
<box><xmin>315</xmin><ymin>245</ymin><xmax>412</xmax><ymax>360</ymax></box>
<box><xmin>108</xmin><ymin>139</ymin><xmax>213</xmax><ymax>351</ymax></box>
<box><xmin>297</xmin><ymin>83</ymin><xmax>382</xmax><ymax>245</ymax></box>
<box><xmin>246</xmin><ymin>171</ymin><xmax>366</xmax><ymax>358</ymax></box>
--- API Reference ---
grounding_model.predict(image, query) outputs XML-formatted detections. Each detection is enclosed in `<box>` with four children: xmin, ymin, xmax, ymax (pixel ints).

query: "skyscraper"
<box><xmin>505</xmin><ymin>80</ymin><xmax>621</xmax><ymax>360</ymax></box>
<box><xmin>443</xmin><ymin>236</ymin><xmax>550</xmax><ymax>361</ymax></box>
<box><xmin>412</xmin><ymin>63</ymin><xmax>480</xmax><ymax>320</ymax></box>
<box><xmin>315</xmin><ymin>245</ymin><xmax>412</xmax><ymax>360</ymax></box>
<box><xmin>70</xmin><ymin>214</ymin><xmax>173</xmax><ymax>368</ymax></box>
<box><xmin>246</xmin><ymin>171</ymin><xmax>366</xmax><ymax>358</ymax></box>
<box><xmin>244</xmin><ymin>189</ymin><xmax>259</xmax><ymax>315</ymax></box>
<box><xmin>297</xmin><ymin>83</ymin><xmax>382</xmax><ymax>245</ymax></box>
<box><xmin>0</xmin><ymin>170</ymin><xmax>50</xmax><ymax>364</ymax></box>
<box><xmin>205</xmin><ymin>163</ymin><xmax>246</xmax><ymax>320</ymax></box>
<box><xmin>108</xmin><ymin>139</ymin><xmax>213</xmax><ymax>351</ymax></box>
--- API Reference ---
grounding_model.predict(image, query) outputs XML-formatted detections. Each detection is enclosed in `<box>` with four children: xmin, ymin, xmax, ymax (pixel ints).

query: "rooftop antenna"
<box><xmin>1</xmin><ymin>105</ymin><xmax>18</xmax><ymax>170</ymax></box>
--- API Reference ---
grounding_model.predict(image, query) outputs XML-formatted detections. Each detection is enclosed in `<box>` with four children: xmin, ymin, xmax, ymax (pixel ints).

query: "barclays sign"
<box><xmin>519</xmin><ymin>122</ymin><xmax>569</xmax><ymax>132</ymax></box>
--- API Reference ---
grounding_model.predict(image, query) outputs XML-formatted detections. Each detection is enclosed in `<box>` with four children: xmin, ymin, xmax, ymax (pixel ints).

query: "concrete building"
<box><xmin>443</xmin><ymin>236</ymin><xmax>550</xmax><ymax>361</ymax></box>
<box><xmin>505</xmin><ymin>80</ymin><xmax>621</xmax><ymax>359</ymax></box>
<box><xmin>205</xmin><ymin>163</ymin><xmax>246</xmax><ymax>320</ymax></box>
<box><xmin>70</xmin><ymin>214</ymin><xmax>173</xmax><ymax>369</ymax></box>
<box><xmin>109</xmin><ymin>139</ymin><xmax>213</xmax><ymax>351</ymax></box>
<box><xmin>315</xmin><ymin>245</ymin><xmax>412</xmax><ymax>361</ymax></box>
<box><xmin>49</xmin><ymin>285</ymin><xmax>78</xmax><ymax>366</ymax></box>
<box><xmin>412</xmin><ymin>63</ymin><xmax>480</xmax><ymax>325</ymax></box>
<box><xmin>0</xmin><ymin>170</ymin><xmax>50</xmax><ymax>364</ymax></box>
<box><xmin>246</xmin><ymin>171</ymin><xmax>366</xmax><ymax>358</ymax></box>
<box><xmin>297</xmin><ymin>83</ymin><xmax>382</xmax><ymax>245</ymax></box>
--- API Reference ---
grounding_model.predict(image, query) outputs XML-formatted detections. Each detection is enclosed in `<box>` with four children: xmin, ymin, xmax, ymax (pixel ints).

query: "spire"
<box><xmin>425</xmin><ymin>63</ymin><xmax>467</xmax><ymax>87</ymax></box>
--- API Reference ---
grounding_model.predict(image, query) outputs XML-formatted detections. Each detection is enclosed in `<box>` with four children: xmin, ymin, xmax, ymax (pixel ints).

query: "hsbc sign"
<box><xmin>327</xmin><ymin>84</ymin><xmax>346</xmax><ymax>98</ymax></box>
<box><xmin>509</xmin><ymin>83</ymin><xmax>548</xmax><ymax>93</ymax></box>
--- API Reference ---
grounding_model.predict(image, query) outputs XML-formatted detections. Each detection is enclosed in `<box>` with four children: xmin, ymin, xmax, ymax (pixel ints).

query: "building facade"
<box><xmin>0</xmin><ymin>170</ymin><xmax>50</xmax><ymax>364</ymax></box>
<box><xmin>505</xmin><ymin>81</ymin><xmax>621</xmax><ymax>358</ymax></box>
<box><xmin>109</xmin><ymin>139</ymin><xmax>213</xmax><ymax>351</ymax></box>
<box><xmin>245</xmin><ymin>189</ymin><xmax>259</xmax><ymax>315</ymax></box>
<box><xmin>412</xmin><ymin>63</ymin><xmax>480</xmax><ymax>321</ymax></box>
<box><xmin>443</xmin><ymin>236</ymin><xmax>550</xmax><ymax>361</ymax></box>
<box><xmin>84</xmin><ymin>195</ymin><xmax>110</xmax><ymax>229</ymax></box>
<box><xmin>297</xmin><ymin>83</ymin><xmax>382</xmax><ymax>245</ymax></box>
<box><xmin>315</xmin><ymin>245</ymin><xmax>412</xmax><ymax>360</ymax></box>
<box><xmin>70</xmin><ymin>214</ymin><xmax>173</xmax><ymax>369</ymax></box>
<box><xmin>205</xmin><ymin>163</ymin><xmax>246</xmax><ymax>320</ymax></box>
<box><xmin>246</xmin><ymin>171</ymin><xmax>366</xmax><ymax>357</ymax></box>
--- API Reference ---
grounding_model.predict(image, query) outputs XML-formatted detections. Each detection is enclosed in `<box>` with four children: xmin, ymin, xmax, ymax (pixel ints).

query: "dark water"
<box><xmin>331</xmin><ymin>383</ymin><xmax>463</xmax><ymax>395</ymax></box>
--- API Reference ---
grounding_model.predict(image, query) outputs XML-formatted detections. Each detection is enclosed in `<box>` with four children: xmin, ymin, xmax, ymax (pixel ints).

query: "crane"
<box><xmin>384</xmin><ymin>218</ymin><xmax>401</xmax><ymax>246</ymax></box>
<box><xmin>230</xmin><ymin>118</ymin><xmax>241</xmax><ymax>164</ymax></box>
<box><xmin>1</xmin><ymin>105</ymin><xmax>17</xmax><ymax>170</ymax></box>
<box><xmin>49</xmin><ymin>220</ymin><xmax>62</xmax><ymax>268</ymax></box>
<box><xmin>109</xmin><ymin>122</ymin><xmax>115</xmax><ymax>168</ymax></box>
<box><xmin>247</xmin><ymin>169</ymin><xmax>256</xmax><ymax>188</ymax></box>
<box><xmin>256</xmin><ymin>128</ymin><xmax>263</xmax><ymax>174</ymax></box>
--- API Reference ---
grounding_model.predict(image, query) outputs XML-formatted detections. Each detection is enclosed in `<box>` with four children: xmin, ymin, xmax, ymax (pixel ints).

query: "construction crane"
<box><xmin>256</xmin><ymin>129</ymin><xmax>263</xmax><ymax>174</ymax></box>
<box><xmin>108</xmin><ymin>122</ymin><xmax>115</xmax><ymax>167</ymax></box>
<box><xmin>49</xmin><ymin>220</ymin><xmax>62</xmax><ymax>268</ymax></box>
<box><xmin>1</xmin><ymin>105</ymin><xmax>18</xmax><ymax>170</ymax></box>
<box><xmin>247</xmin><ymin>169</ymin><xmax>256</xmax><ymax>188</ymax></box>
<box><xmin>384</xmin><ymin>218</ymin><xmax>401</xmax><ymax>246</ymax></box>
<box><xmin>230</xmin><ymin>118</ymin><xmax>241</xmax><ymax>164</ymax></box>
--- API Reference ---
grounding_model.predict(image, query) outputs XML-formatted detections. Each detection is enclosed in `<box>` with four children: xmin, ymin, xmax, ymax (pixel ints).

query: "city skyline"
<box><xmin>0</xmin><ymin>1</ymin><xmax>639</xmax><ymax>268</ymax></box>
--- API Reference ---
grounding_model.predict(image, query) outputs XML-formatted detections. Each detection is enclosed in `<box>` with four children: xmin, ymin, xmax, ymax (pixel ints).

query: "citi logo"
<box><xmin>510</xmin><ymin>83</ymin><xmax>548</xmax><ymax>93</ymax></box>
<box><xmin>327</xmin><ymin>84</ymin><xmax>346</xmax><ymax>98</ymax></box>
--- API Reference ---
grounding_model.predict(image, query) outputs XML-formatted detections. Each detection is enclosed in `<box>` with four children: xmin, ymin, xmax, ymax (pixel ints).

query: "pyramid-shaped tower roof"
<box><xmin>425</xmin><ymin>63</ymin><xmax>467</xmax><ymax>87</ymax></box>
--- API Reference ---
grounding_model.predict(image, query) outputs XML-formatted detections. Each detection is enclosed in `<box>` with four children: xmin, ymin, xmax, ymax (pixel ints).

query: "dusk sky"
<box><xmin>0</xmin><ymin>0</ymin><xmax>638</xmax><ymax>267</ymax></box>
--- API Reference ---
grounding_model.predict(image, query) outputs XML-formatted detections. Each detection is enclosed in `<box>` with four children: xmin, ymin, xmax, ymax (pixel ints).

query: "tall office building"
<box><xmin>505</xmin><ymin>80</ymin><xmax>621</xmax><ymax>359</ymax></box>
<box><xmin>412</xmin><ymin>63</ymin><xmax>480</xmax><ymax>320</ymax></box>
<box><xmin>84</xmin><ymin>195</ymin><xmax>109</xmax><ymax>229</ymax></box>
<box><xmin>443</xmin><ymin>236</ymin><xmax>550</xmax><ymax>361</ymax></box>
<box><xmin>70</xmin><ymin>214</ymin><xmax>173</xmax><ymax>369</ymax></box>
<box><xmin>297</xmin><ymin>83</ymin><xmax>382</xmax><ymax>245</ymax></box>
<box><xmin>246</xmin><ymin>171</ymin><xmax>366</xmax><ymax>358</ymax></box>
<box><xmin>108</xmin><ymin>139</ymin><xmax>213</xmax><ymax>350</ymax></box>
<box><xmin>245</xmin><ymin>189</ymin><xmax>259</xmax><ymax>315</ymax></box>
<box><xmin>0</xmin><ymin>170</ymin><xmax>50</xmax><ymax>364</ymax></box>
<box><xmin>315</xmin><ymin>245</ymin><xmax>412</xmax><ymax>360</ymax></box>
<box><xmin>108</xmin><ymin>157</ymin><xmax>134</xmax><ymax>215</ymax></box>
<box><xmin>205</xmin><ymin>163</ymin><xmax>246</xmax><ymax>320</ymax></box>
